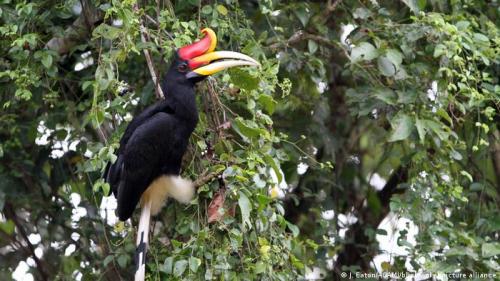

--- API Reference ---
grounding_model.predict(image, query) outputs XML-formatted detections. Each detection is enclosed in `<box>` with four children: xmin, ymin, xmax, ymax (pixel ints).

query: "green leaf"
<box><xmin>41</xmin><ymin>54</ymin><xmax>53</xmax><ymax>68</ymax></box>
<box><xmin>388</xmin><ymin>113</ymin><xmax>414</xmax><ymax>142</ymax></box>
<box><xmin>351</xmin><ymin>42</ymin><xmax>378</xmax><ymax>62</ymax></box>
<box><xmin>386</xmin><ymin>49</ymin><xmax>403</xmax><ymax>68</ymax></box>
<box><xmin>423</xmin><ymin>119</ymin><xmax>449</xmax><ymax>140</ymax></box>
<box><xmin>481</xmin><ymin>242</ymin><xmax>500</xmax><ymax>258</ymax></box>
<box><xmin>377</xmin><ymin>57</ymin><xmax>397</xmax><ymax>76</ymax></box>
<box><xmin>308</xmin><ymin>40</ymin><xmax>318</xmax><ymax>54</ymax></box>
<box><xmin>373</xmin><ymin>88</ymin><xmax>397</xmax><ymax>105</ymax></box>
<box><xmin>232</xmin><ymin>118</ymin><xmax>265</xmax><ymax>141</ymax></box>
<box><xmin>255</xmin><ymin>261</ymin><xmax>266</xmax><ymax>274</ymax></box>
<box><xmin>433</xmin><ymin>44</ymin><xmax>447</xmax><ymax>58</ymax></box>
<box><xmin>353</xmin><ymin>7</ymin><xmax>372</xmax><ymax>19</ymax></box>
<box><xmin>238</xmin><ymin>191</ymin><xmax>252</xmax><ymax>231</ymax></box>
<box><xmin>93</xmin><ymin>24</ymin><xmax>122</xmax><ymax>40</ymax></box>
<box><xmin>174</xmin><ymin>259</ymin><xmax>188</xmax><ymax>276</ymax></box>
<box><xmin>415</xmin><ymin>118</ymin><xmax>426</xmax><ymax>143</ymax></box>
<box><xmin>402</xmin><ymin>0</ymin><xmax>422</xmax><ymax>13</ymax></box>
<box><xmin>445</xmin><ymin>247</ymin><xmax>479</xmax><ymax>260</ymax></box>
<box><xmin>216</xmin><ymin>5</ymin><xmax>228</xmax><ymax>16</ymax></box>
<box><xmin>258</xmin><ymin>94</ymin><xmax>277</xmax><ymax>114</ymax></box>
<box><xmin>460</xmin><ymin>170</ymin><xmax>473</xmax><ymax>182</ymax></box>
<box><xmin>264</xmin><ymin>154</ymin><xmax>282</xmax><ymax>183</ymax></box>
<box><xmin>0</xmin><ymin>220</ymin><xmax>15</xmax><ymax>235</ymax></box>
<box><xmin>201</xmin><ymin>5</ymin><xmax>212</xmax><ymax>15</ymax></box>
<box><xmin>294</xmin><ymin>6</ymin><xmax>310</xmax><ymax>27</ymax></box>
<box><xmin>161</xmin><ymin>257</ymin><xmax>174</xmax><ymax>274</ymax></box>
<box><xmin>286</xmin><ymin>222</ymin><xmax>299</xmax><ymax>237</ymax></box>
<box><xmin>189</xmin><ymin>257</ymin><xmax>202</xmax><ymax>272</ymax></box>
<box><xmin>473</xmin><ymin>33</ymin><xmax>489</xmax><ymax>43</ymax></box>
<box><xmin>229</xmin><ymin>68</ymin><xmax>259</xmax><ymax>90</ymax></box>
<box><xmin>117</xmin><ymin>255</ymin><xmax>128</xmax><ymax>268</ymax></box>
<box><xmin>103</xmin><ymin>255</ymin><xmax>114</xmax><ymax>267</ymax></box>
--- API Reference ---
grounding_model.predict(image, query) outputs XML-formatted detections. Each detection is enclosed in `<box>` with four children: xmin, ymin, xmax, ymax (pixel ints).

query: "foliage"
<box><xmin>0</xmin><ymin>0</ymin><xmax>499</xmax><ymax>280</ymax></box>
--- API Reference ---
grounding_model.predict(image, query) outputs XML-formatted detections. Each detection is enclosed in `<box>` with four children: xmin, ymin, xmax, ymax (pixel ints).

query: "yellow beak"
<box><xmin>186</xmin><ymin>51</ymin><xmax>260</xmax><ymax>79</ymax></box>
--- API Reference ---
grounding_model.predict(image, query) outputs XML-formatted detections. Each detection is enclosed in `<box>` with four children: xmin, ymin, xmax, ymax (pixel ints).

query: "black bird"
<box><xmin>105</xmin><ymin>28</ymin><xmax>260</xmax><ymax>221</ymax></box>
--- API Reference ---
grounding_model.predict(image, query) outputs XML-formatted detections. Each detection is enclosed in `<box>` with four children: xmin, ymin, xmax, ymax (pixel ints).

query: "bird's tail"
<box><xmin>141</xmin><ymin>175</ymin><xmax>195</xmax><ymax>216</ymax></box>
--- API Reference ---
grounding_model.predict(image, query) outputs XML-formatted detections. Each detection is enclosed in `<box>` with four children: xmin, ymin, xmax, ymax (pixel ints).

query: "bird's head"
<box><xmin>174</xmin><ymin>28</ymin><xmax>260</xmax><ymax>83</ymax></box>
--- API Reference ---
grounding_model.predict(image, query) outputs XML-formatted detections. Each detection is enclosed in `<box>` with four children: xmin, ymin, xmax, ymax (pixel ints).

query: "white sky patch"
<box><xmin>347</xmin><ymin>155</ymin><xmax>360</xmax><ymax>165</ymax></box>
<box><xmin>71</xmin><ymin>232</ymin><xmax>81</xmax><ymax>241</ymax></box>
<box><xmin>64</xmin><ymin>244</ymin><xmax>76</xmax><ymax>256</ymax></box>
<box><xmin>75</xmin><ymin>51</ymin><xmax>94</xmax><ymax>72</ymax></box>
<box><xmin>50</xmin><ymin>241</ymin><xmax>62</xmax><ymax>250</ymax></box>
<box><xmin>112</xmin><ymin>19</ymin><xmax>123</xmax><ymax>27</ymax></box>
<box><xmin>270</xmin><ymin>10</ymin><xmax>281</xmax><ymax>16</ymax></box>
<box><xmin>28</xmin><ymin>233</ymin><xmax>41</xmax><ymax>245</ymax></box>
<box><xmin>369</xmin><ymin>173</ymin><xmax>387</xmax><ymax>191</ymax></box>
<box><xmin>72</xmin><ymin>270</ymin><xmax>83</xmax><ymax>281</ymax></box>
<box><xmin>338</xmin><ymin>212</ymin><xmax>358</xmax><ymax>227</ymax></box>
<box><xmin>100</xmin><ymin>196</ymin><xmax>119</xmax><ymax>226</ymax></box>
<box><xmin>72</xmin><ymin>207</ymin><xmax>87</xmax><ymax>224</ymax></box>
<box><xmin>26</xmin><ymin>258</ymin><xmax>35</xmax><ymax>267</ymax></box>
<box><xmin>305</xmin><ymin>266</ymin><xmax>326</xmax><ymax>280</ymax></box>
<box><xmin>338</xmin><ymin>228</ymin><xmax>348</xmax><ymax>239</ymax></box>
<box><xmin>70</xmin><ymin>193</ymin><xmax>81</xmax><ymax>207</ymax></box>
<box><xmin>72</xmin><ymin>2</ymin><xmax>82</xmax><ymax>15</ymax></box>
<box><xmin>426</xmin><ymin>81</ymin><xmax>438</xmax><ymax>102</ymax></box>
<box><xmin>340</xmin><ymin>24</ymin><xmax>356</xmax><ymax>47</ymax></box>
<box><xmin>317</xmin><ymin>81</ymin><xmax>328</xmax><ymax>94</ymax></box>
<box><xmin>441</xmin><ymin>174</ymin><xmax>450</xmax><ymax>182</ymax></box>
<box><xmin>373</xmin><ymin>213</ymin><xmax>418</xmax><ymax>272</ymax></box>
<box><xmin>34</xmin><ymin>246</ymin><xmax>43</xmax><ymax>259</ymax></box>
<box><xmin>297</xmin><ymin>162</ymin><xmax>309</xmax><ymax>175</ymax></box>
<box><xmin>268</xmin><ymin>168</ymin><xmax>288</xmax><ymax>199</ymax></box>
<box><xmin>70</xmin><ymin>193</ymin><xmax>87</xmax><ymax>224</ymax></box>
<box><xmin>12</xmin><ymin>261</ymin><xmax>33</xmax><ymax>281</ymax></box>
<box><xmin>35</xmin><ymin>121</ymin><xmax>53</xmax><ymax>146</ymax></box>
<box><xmin>321</xmin><ymin>209</ymin><xmax>335</xmax><ymax>220</ymax></box>
<box><xmin>445</xmin><ymin>208</ymin><xmax>451</xmax><ymax>218</ymax></box>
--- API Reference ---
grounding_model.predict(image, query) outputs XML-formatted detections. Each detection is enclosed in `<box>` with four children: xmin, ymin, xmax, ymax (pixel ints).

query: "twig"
<box><xmin>268</xmin><ymin>30</ymin><xmax>338</xmax><ymax>51</ymax></box>
<box><xmin>194</xmin><ymin>170</ymin><xmax>222</xmax><ymax>188</ymax></box>
<box><xmin>5</xmin><ymin>204</ymin><xmax>49</xmax><ymax>281</ymax></box>
<box><xmin>133</xmin><ymin>4</ymin><xmax>165</xmax><ymax>100</ymax></box>
<box><xmin>45</xmin><ymin>0</ymin><xmax>103</xmax><ymax>55</ymax></box>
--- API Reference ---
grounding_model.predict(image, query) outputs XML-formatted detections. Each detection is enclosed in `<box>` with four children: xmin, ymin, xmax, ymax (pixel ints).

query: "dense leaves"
<box><xmin>1</xmin><ymin>0</ymin><xmax>499</xmax><ymax>280</ymax></box>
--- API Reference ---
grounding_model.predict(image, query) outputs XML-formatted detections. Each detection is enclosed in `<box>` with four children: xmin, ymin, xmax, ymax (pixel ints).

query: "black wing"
<box><xmin>104</xmin><ymin>101</ymin><xmax>174</xmax><ymax>196</ymax></box>
<box><xmin>115</xmin><ymin>112</ymin><xmax>181</xmax><ymax>221</ymax></box>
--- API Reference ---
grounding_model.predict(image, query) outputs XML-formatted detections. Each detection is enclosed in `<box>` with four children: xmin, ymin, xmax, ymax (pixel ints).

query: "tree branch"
<box><xmin>133</xmin><ymin>3</ymin><xmax>165</xmax><ymax>100</ymax></box>
<box><xmin>333</xmin><ymin>165</ymin><xmax>408</xmax><ymax>278</ymax></box>
<box><xmin>268</xmin><ymin>30</ymin><xmax>341</xmax><ymax>52</ymax></box>
<box><xmin>45</xmin><ymin>0</ymin><xmax>103</xmax><ymax>55</ymax></box>
<box><xmin>4</xmin><ymin>203</ymin><xmax>49</xmax><ymax>281</ymax></box>
<box><xmin>194</xmin><ymin>170</ymin><xmax>222</xmax><ymax>188</ymax></box>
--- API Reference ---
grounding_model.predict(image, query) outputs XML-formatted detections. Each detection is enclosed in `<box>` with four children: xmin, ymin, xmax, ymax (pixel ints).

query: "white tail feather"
<box><xmin>141</xmin><ymin>175</ymin><xmax>195</xmax><ymax>216</ymax></box>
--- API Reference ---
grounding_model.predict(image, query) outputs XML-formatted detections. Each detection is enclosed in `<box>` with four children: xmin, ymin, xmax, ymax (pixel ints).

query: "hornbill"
<box><xmin>103</xmin><ymin>28</ymin><xmax>259</xmax><ymax>280</ymax></box>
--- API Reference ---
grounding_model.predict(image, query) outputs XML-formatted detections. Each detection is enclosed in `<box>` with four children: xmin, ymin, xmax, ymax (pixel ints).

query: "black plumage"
<box><xmin>105</xmin><ymin>54</ymin><xmax>201</xmax><ymax>221</ymax></box>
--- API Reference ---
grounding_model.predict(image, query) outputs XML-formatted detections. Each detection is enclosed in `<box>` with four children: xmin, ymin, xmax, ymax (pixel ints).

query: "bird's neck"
<box><xmin>163</xmin><ymin>82</ymin><xmax>198</xmax><ymax>125</ymax></box>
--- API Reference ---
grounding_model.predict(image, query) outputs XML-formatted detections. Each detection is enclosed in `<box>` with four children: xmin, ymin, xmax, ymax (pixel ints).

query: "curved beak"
<box><xmin>177</xmin><ymin>28</ymin><xmax>260</xmax><ymax>80</ymax></box>
<box><xmin>186</xmin><ymin>51</ymin><xmax>261</xmax><ymax>79</ymax></box>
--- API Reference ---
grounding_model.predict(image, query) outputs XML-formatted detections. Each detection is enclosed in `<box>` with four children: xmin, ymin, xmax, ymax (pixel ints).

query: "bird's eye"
<box><xmin>178</xmin><ymin>63</ymin><xmax>188</xmax><ymax>72</ymax></box>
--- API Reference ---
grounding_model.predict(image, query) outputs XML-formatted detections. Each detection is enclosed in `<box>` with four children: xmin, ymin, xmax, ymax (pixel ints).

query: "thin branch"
<box><xmin>194</xmin><ymin>170</ymin><xmax>222</xmax><ymax>188</ymax></box>
<box><xmin>45</xmin><ymin>0</ymin><xmax>103</xmax><ymax>55</ymax></box>
<box><xmin>5</xmin><ymin>204</ymin><xmax>49</xmax><ymax>281</ymax></box>
<box><xmin>133</xmin><ymin>4</ymin><xmax>165</xmax><ymax>100</ymax></box>
<box><xmin>268</xmin><ymin>30</ymin><xmax>340</xmax><ymax>51</ymax></box>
